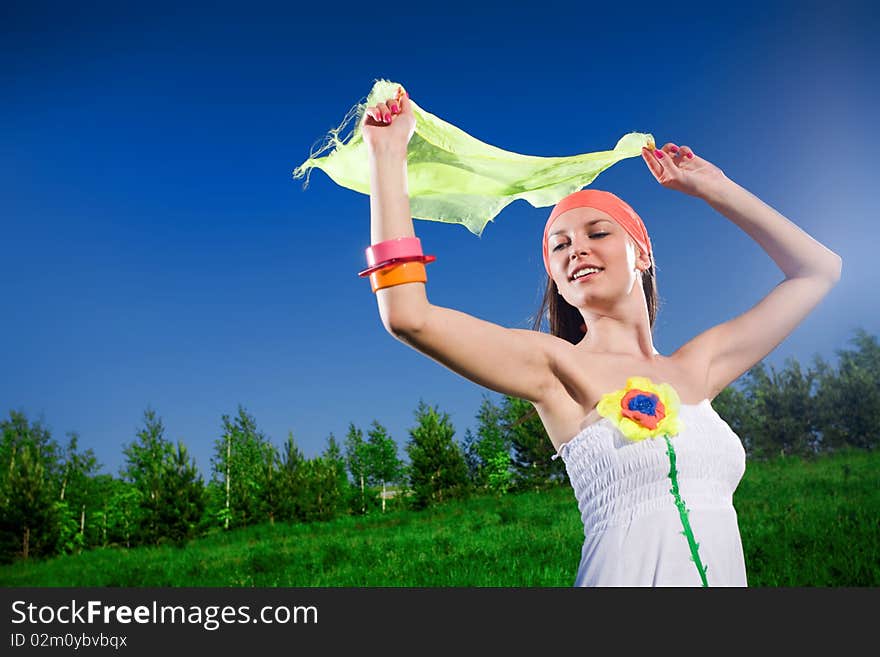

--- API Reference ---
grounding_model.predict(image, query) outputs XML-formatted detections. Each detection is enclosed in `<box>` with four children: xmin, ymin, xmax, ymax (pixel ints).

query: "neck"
<box><xmin>577</xmin><ymin>314</ymin><xmax>658</xmax><ymax>360</ymax></box>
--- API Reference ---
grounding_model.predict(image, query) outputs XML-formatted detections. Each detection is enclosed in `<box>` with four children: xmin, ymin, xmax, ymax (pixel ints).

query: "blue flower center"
<box><xmin>627</xmin><ymin>393</ymin><xmax>658</xmax><ymax>415</ymax></box>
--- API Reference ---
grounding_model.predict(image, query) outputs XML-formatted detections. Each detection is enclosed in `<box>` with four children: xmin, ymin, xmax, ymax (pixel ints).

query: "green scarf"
<box><xmin>293</xmin><ymin>79</ymin><xmax>654</xmax><ymax>237</ymax></box>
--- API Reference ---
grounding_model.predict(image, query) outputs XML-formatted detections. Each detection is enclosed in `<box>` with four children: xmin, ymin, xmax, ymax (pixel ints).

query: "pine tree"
<box><xmin>503</xmin><ymin>396</ymin><xmax>566</xmax><ymax>490</ymax></box>
<box><xmin>324</xmin><ymin>434</ymin><xmax>352</xmax><ymax>516</ymax></box>
<box><xmin>121</xmin><ymin>408</ymin><xmax>176</xmax><ymax>544</ymax></box>
<box><xmin>258</xmin><ymin>442</ymin><xmax>282</xmax><ymax>525</ymax></box>
<box><xmin>470</xmin><ymin>395</ymin><xmax>512</xmax><ymax>495</ymax></box>
<box><xmin>405</xmin><ymin>400</ymin><xmax>469</xmax><ymax>509</ymax></box>
<box><xmin>462</xmin><ymin>428</ymin><xmax>482</xmax><ymax>485</ymax></box>
<box><xmin>299</xmin><ymin>452</ymin><xmax>347</xmax><ymax>523</ymax></box>
<box><xmin>278</xmin><ymin>432</ymin><xmax>306</xmax><ymax>522</ymax></box>
<box><xmin>158</xmin><ymin>442</ymin><xmax>206</xmax><ymax>543</ymax></box>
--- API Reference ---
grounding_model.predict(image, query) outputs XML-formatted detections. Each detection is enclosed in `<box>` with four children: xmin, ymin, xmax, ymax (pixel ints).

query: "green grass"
<box><xmin>732</xmin><ymin>448</ymin><xmax>879</xmax><ymax>586</ymax></box>
<box><xmin>1</xmin><ymin>449</ymin><xmax>877</xmax><ymax>586</ymax></box>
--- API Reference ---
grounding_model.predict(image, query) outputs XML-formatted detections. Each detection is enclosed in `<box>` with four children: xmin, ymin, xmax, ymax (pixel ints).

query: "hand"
<box><xmin>641</xmin><ymin>142</ymin><xmax>728</xmax><ymax>198</ymax></box>
<box><xmin>362</xmin><ymin>86</ymin><xmax>415</xmax><ymax>155</ymax></box>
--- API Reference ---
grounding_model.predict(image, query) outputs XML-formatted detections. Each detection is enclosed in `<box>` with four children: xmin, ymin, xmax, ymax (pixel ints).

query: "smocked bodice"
<box><xmin>553</xmin><ymin>398</ymin><xmax>748</xmax><ymax>586</ymax></box>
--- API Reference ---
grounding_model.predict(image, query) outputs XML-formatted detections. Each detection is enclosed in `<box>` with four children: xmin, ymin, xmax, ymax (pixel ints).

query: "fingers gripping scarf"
<box><xmin>293</xmin><ymin>79</ymin><xmax>655</xmax><ymax>237</ymax></box>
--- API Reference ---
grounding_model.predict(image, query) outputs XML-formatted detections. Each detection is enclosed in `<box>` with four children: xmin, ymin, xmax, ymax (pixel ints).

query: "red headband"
<box><xmin>542</xmin><ymin>189</ymin><xmax>653</xmax><ymax>276</ymax></box>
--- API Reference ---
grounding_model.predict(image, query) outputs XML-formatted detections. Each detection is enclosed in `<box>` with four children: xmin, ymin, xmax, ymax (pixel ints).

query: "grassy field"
<box><xmin>732</xmin><ymin>448</ymin><xmax>879</xmax><ymax>586</ymax></box>
<box><xmin>1</xmin><ymin>449</ymin><xmax>877</xmax><ymax>587</ymax></box>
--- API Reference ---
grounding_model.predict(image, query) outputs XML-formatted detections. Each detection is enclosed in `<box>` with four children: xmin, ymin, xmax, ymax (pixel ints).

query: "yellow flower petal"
<box><xmin>625</xmin><ymin>375</ymin><xmax>656</xmax><ymax>392</ymax></box>
<box><xmin>620</xmin><ymin>418</ymin><xmax>654</xmax><ymax>442</ymax></box>
<box><xmin>593</xmin><ymin>376</ymin><xmax>683</xmax><ymax>441</ymax></box>
<box><xmin>596</xmin><ymin>390</ymin><xmax>625</xmax><ymax>420</ymax></box>
<box><xmin>656</xmin><ymin>382</ymin><xmax>682</xmax><ymax>413</ymax></box>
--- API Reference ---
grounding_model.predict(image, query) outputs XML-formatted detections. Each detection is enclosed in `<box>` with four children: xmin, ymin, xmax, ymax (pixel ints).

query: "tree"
<box><xmin>741</xmin><ymin>359</ymin><xmax>819</xmax><ymax>458</ymax></box>
<box><xmin>121</xmin><ymin>408</ymin><xmax>176</xmax><ymax>544</ymax></box>
<box><xmin>465</xmin><ymin>395</ymin><xmax>512</xmax><ymax>495</ymax></box>
<box><xmin>88</xmin><ymin>474</ymin><xmax>134</xmax><ymax>547</ymax></box>
<box><xmin>365</xmin><ymin>421</ymin><xmax>403</xmax><ymax>512</ymax></box>
<box><xmin>57</xmin><ymin>432</ymin><xmax>101</xmax><ymax>551</ymax></box>
<box><xmin>278</xmin><ymin>431</ymin><xmax>306</xmax><ymax>522</ymax></box>
<box><xmin>405</xmin><ymin>400</ymin><xmax>469</xmax><ymax>509</ymax></box>
<box><xmin>256</xmin><ymin>441</ymin><xmax>282</xmax><ymax>525</ymax></box>
<box><xmin>710</xmin><ymin>383</ymin><xmax>754</xmax><ymax>453</ymax></box>
<box><xmin>813</xmin><ymin>329</ymin><xmax>880</xmax><ymax>451</ymax></box>
<box><xmin>323</xmin><ymin>433</ymin><xmax>352</xmax><ymax>516</ymax></box>
<box><xmin>209</xmin><ymin>405</ymin><xmax>272</xmax><ymax>529</ymax></box>
<box><xmin>0</xmin><ymin>411</ymin><xmax>63</xmax><ymax>562</ymax></box>
<box><xmin>101</xmin><ymin>478</ymin><xmax>141</xmax><ymax>548</ymax></box>
<box><xmin>461</xmin><ymin>428</ymin><xmax>482</xmax><ymax>485</ymax></box>
<box><xmin>299</xmin><ymin>453</ymin><xmax>348</xmax><ymax>523</ymax></box>
<box><xmin>344</xmin><ymin>423</ymin><xmax>369</xmax><ymax>514</ymax></box>
<box><xmin>503</xmin><ymin>396</ymin><xmax>566</xmax><ymax>490</ymax></box>
<box><xmin>157</xmin><ymin>442</ymin><xmax>206</xmax><ymax>543</ymax></box>
<box><xmin>275</xmin><ymin>433</ymin><xmax>350</xmax><ymax>524</ymax></box>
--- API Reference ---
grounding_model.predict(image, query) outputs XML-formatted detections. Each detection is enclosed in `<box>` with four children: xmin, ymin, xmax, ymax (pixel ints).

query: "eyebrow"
<box><xmin>549</xmin><ymin>218</ymin><xmax>611</xmax><ymax>239</ymax></box>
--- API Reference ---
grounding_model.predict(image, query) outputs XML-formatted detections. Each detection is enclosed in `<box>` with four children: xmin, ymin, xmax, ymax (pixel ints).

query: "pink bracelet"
<box><xmin>365</xmin><ymin>237</ymin><xmax>424</xmax><ymax>267</ymax></box>
<box><xmin>358</xmin><ymin>254</ymin><xmax>436</xmax><ymax>278</ymax></box>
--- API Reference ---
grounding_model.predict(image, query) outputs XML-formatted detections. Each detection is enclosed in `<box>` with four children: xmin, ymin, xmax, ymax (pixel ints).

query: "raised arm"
<box><xmin>642</xmin><ymin>142</ymin><xmax>843</xmax><ymax>397</ymax></box>
<box><xmin>363</xmin><ymin>90</ymin><xmax>557</xmax><ymax>403</ymax></box>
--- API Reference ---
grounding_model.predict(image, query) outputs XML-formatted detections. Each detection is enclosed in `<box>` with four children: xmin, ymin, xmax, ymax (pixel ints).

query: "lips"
<box><xmin>569</xmin><ymin>263</ymin><xmax>604</xmax><ymax>280</ymax></box>
<box><xmin>572</xmin><ymin>270</ymin><xmax>601</xmax><ymax>283</ymax></box>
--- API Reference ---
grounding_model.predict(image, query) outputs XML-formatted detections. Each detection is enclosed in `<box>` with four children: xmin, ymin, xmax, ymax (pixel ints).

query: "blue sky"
<box><xmin>2</xmin><ymin>1</ymin><xmax>876</xmax><ymax>479</ymax></box>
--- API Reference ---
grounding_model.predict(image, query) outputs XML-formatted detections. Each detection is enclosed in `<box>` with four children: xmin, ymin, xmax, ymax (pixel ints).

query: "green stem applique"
<box><xmin>663</xmin><ymin>435</ymin><xmax>709</xmax><ymax>587</ymax></box>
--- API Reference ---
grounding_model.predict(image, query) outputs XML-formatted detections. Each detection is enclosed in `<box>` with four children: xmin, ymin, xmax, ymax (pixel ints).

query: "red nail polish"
<box><xmin>654</xmin><ymin>149</ymin><xmax>664</xmax><ymax>159</ymax></box>
<box><xmin>670</xmin><ymin>145</ymin><xmax>679</xmax><ymax>152</ymax></box>
<box><xmin>687</xmin><ymin>153</ymin><xmax>694</xmax><ymax>159</ymax></box>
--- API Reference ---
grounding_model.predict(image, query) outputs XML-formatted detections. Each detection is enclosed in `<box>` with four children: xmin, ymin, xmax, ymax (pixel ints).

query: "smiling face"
<box><xmin>546</xmin><ymin>207</ymin><xmax>651</xmax><ymax>310</ymax></box>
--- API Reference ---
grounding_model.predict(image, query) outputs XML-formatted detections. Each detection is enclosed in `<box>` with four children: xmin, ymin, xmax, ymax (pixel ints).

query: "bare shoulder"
<box><xmin>507</xmin><ymin>328</ymin><xmax>572</xmax><ymax>398</ymax></box>
<box><xmin>508</xmin><ymin>327</ymin><xmax>567</xmax><ymax>350</ymax></box>
<box><xmin>502</xmin><ymin>327</ymin><xmax>574</xmax><ymax>364</ymax></box>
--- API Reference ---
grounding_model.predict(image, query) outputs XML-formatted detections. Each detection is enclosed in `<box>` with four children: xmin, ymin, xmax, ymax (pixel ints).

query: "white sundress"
<box><xmin>552</xmin><ymin>398</ymin><xmax>748</xmax><ymax>587</ymax></box>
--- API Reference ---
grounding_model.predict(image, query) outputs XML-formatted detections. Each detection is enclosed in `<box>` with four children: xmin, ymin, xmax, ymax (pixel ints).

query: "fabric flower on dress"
<box><xmin>595</xmin><ymin>376</ymin><xmax>683</xmax><ymax>441</ymax></box>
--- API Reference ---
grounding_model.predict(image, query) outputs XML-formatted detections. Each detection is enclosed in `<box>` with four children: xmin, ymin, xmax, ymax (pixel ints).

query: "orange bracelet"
<box><xmin>369</xmin><ymin>261</ymin><xmax>427</xmax><ymax>293</ymax></box>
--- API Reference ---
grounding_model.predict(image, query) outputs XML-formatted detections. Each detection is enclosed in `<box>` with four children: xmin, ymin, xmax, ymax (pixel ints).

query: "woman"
<box><xmin>361</xmin><ymin>88</ymin><xmax>842</xmax><ymax>586</ymax></box>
